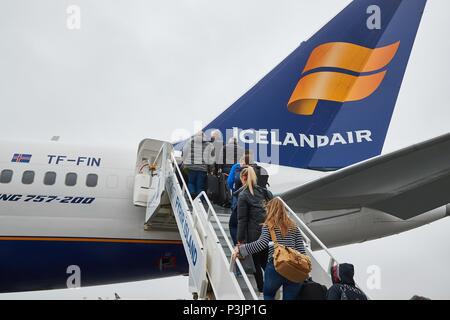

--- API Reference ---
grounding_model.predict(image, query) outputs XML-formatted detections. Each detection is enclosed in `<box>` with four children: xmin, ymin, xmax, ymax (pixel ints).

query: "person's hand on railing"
<box><xmin>232</xmin><ymin>245</ymin><xmax>243</xmax><ymax>260</ymax></box>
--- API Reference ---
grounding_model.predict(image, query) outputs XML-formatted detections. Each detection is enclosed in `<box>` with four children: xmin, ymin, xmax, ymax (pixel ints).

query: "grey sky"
<box><xmin>0</xmin><ymin>0</ymin><xmax>449</xmax><ymax>299</ymax></box>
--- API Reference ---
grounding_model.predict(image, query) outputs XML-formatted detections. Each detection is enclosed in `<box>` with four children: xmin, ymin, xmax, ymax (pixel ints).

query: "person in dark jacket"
<box><xmin>210</xmin><ymin>130</ymin><xmax>224</xmax><ymax>175</ymax></box>
<box><xmin>326</xmin><ymin>263</ymin><xmax>368</xmax><ymax>300</ymax></box>
<box><xmin>182</xmin><ymin>131</ymin><xmax>214</xmax><ymax>199</ymax></box>
<box><xmin>219</xmin><ymin>137</ymin><xmax>245</xmax><ymax>174</ymax></box>
<box><xmin>237</xmin><ymin>166</ymin><xmax>272</xmax><ymax>293</ymax></box>
<box><xmin>227</xmin><ymin>153</ymin><xmax>252</xmax><ymax>245</ymax></box>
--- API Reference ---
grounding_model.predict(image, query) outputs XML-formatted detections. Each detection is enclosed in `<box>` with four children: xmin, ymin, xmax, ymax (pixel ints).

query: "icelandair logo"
<box><xmin>288</xmin><ymin>41</ymin><xmax>400</xmax><ymax>115</ymax></box>
<box><xmin>235</xmin><ymin>128</ymin><xmax>372</xmax><ymax>148</ymax></box>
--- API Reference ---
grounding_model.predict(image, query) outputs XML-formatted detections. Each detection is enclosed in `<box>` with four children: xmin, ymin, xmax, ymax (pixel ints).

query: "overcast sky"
<box><xmin>0</xmin><ymin>0</ymin><xmax>449</xmax><ymax>300</ymax></box>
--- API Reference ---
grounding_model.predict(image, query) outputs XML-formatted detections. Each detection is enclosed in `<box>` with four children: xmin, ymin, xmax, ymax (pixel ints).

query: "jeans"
<box><xmin>263</xmin><ymin>260</ymin><xmax>302</xmax><ymax>300</ymax></box>
<box><xmin>187</xmin><ymin>170</ymin><xmax>207</xmax><ymax>198</ymax></box>
<box><xmin>253</xmin><ymin>249</ymin><xmax>268</xmax><ymax>293</ymax></box>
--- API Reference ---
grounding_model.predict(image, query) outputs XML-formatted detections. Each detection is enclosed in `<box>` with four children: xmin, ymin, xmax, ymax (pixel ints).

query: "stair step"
<box><xmin>213</xmin><ymin>226</ymin><xmax>230</xmax><ymax>233</ymax></box>
<box><xmin>237</xmin><ymin>274</ymin><xmax>259</xmax><ymax>299</ymax></box>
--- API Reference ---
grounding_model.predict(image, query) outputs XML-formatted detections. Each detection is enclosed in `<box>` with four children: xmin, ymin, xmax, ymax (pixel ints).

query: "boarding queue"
<box><xmin>181</xmin><ymin>131</ymin><xmax>367</xmax><ymax>300</ymax></box>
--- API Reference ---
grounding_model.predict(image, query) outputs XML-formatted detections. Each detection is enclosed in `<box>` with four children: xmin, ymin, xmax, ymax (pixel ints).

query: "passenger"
<box><xmin>227</xmin><ymin>152</ymin><xmax>252</xmax><ymax>245</ymax></box>
<box><xmin>233</xmin><ymin>197</ymin><xmax>306</xmax><ymax>300</ymax></box>
<box><xmin>236</xmin><ymin>166</ymin><xmax>273</xmax><ymax>295</ymax></box>
<box><xmin>228</xmin><ymin>150</ymin><xmax>269</xmax><ymax>189</ymax></box>
<box><xmin>219</xmin><ymin>137</ymin><xmax>244</xmax><ymax>174</ymax></box>
<box><xmin>181</xmin><ymin>131</ymin><xmax>214</xmax><ymax>199</ymax></box>
<box><xmin>326</xmin><ymin>263</ymin><xmax>368</xmax><ymax>300</ymax></box>
<box><xmin>227</xmin><ymin>151</ymin><xmax>252</xmax><ymax>189</ymax></box>
<box><xmin>210</xmin><ymin>130</ymin><xmax>224</xmax><ymax>174</ymax></box>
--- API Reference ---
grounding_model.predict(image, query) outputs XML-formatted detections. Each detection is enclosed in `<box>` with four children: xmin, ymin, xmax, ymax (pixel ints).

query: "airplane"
<box><xmin>1</xmin><ymin>0</ymin><xmax>449</xmax><ymax>294</ymax></box>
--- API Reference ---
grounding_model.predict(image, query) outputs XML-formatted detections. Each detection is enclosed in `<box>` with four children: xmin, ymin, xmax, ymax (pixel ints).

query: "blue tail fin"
<box><xmin>203</xmin><ymin>0</ymin><xmax>427</xmax><ymax>170</ymax></box>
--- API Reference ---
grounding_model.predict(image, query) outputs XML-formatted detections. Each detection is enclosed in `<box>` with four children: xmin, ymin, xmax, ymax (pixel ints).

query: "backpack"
<box><xmin>217</xmin><ymin>172</ymin><xmax>232</xmax><ymax>207</ymax></box>
<box><xmin>233</xmin><ymin>166</ymin><xmax>244</xmax><ymax>190</ymax></box>
<box><xmin>297</xmin><ymin>279</ymin><xmax>328</xmax><ymax>300</ymax></box>
<box><xmin>206</xmin><ymin>174</ymin><xmax>220</xmax><ymax>203</ymax></box>
<box><xmin>207</xmin><ymin>172</ymin><xmax>232</xmax><ymax>207</ymax></box>
<box><xmin>337</xmin><ymin>284</ymin><xmax>367</xmax><ymax>300</ymax></box>
<box><xmin>252</xmin><ymin>164</ymin><xmax>269</xmax><ymax>188</ymax></box>
<box><xmin>234</xmin><ymin>164</ymin><xmax>269</xmax><ymax>189</ymax></box>
<box><xmin>339</xmin><ymin>286</ymin><xmax>349</xmax><ymax>300</ymax></box>
<box><xmin>269</xmin><ymin>228</ymin><xmax>312</xmax><ymax>283</ymax></box>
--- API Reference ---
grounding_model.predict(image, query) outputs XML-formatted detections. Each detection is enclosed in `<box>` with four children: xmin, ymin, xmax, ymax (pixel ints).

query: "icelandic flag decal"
<box><xmin>11</xmin><ymin>153</ymin><xmax>32</xmax><ymax>163</ymax></box>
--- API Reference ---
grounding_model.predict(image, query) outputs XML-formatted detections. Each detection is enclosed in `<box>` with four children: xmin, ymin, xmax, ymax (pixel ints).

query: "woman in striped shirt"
<box><xmin>233</xmin><ymin>197</ymin><xmax>307</xmax><ymax>300</ymax></box>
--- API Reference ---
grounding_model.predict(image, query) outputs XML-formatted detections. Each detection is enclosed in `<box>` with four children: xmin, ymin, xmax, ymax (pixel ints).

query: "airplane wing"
<box><xmin>281</xmin><ymin>133</ymin><xmax>450</xmax><ymax>220</ymax></box>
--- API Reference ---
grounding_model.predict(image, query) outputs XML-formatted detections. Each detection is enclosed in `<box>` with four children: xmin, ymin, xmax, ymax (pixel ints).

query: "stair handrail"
<box><xmin>169</xmin><ymin>152</ymin><xmax>195</xmax><ymax>206</ymax></box>
<box><xmin>196</xmin><ymin>191</ymin><xmax>259</xmax><ymax>300</ymax></box>
<box><xmin>164</xmin><ymin>151</ymin><xmax>211</xmax><ymax>297</ymax></box>
<box><xmin>280</xmin><ymin>196</ymin><xmax>370</xmax><ymax>298</ymax></box>
<box><xmin>169</xmin><ymin>152</ymin><xmax>210</xmax><ymax>240</ymax></box>
<box><xmin>276</xmin><ymin>197</ymin><xmax>339</xmax><ymax>268</ymax></box>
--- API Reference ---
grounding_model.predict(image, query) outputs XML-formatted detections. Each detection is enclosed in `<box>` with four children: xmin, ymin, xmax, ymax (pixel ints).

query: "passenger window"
<box><xmin>22</xmin><ymin>171</ymin><xmax>35</xmax><ymax>185</ymax></box>
<box><xmin>0</xmin><ymin>170</ymin><xmax>13</xmax><ymax>184</ymax></box>
<box><xmin>65</xmin><ymin>172</ymin><xmax>77</xmax><ymax>186</ymax></box>
<box><xmin>86</xmin><ymin>174</ymin><xmax>98</xmax><ymax>187</ymax></box>
<box><xmin>44</xmin><ymin>172</ymin><xmax>57</xmax><ymax>186</ymax></box>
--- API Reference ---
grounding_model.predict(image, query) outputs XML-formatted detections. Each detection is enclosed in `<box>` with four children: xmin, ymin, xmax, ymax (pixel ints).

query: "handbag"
<box><xmin>269</xmin><ymin>228</ymin><xmax>311</xmax><ymax>283</ymax></box>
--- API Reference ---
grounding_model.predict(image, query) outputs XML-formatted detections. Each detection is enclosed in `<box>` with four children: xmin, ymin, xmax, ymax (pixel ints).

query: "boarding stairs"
<box><xmin>132</xmin><ymin>139</ymin><xmax>348</xmax><ymax>300</ymax></box>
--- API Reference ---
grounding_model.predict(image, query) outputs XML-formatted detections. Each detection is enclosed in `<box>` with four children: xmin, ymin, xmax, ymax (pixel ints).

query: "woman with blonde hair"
<box><xmin>227</xmin><ymin>152</ymin><xmax>253</xmax><ymax>245</ymax></box>
<box><xmin>236</xmin><ymin>166</ymin><xmax>272</xmax><ymax>294</ymax></box>
<box><xmin>234</xmin><ymin>197</ymin><xmax>307</xmax><ymax>300</ymax></box>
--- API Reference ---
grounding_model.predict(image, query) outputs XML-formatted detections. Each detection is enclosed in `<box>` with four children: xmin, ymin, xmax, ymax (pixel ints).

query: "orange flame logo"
<box><xmin>288</xmin><ymin>41</ymin><xmax>400</xmax><ymax>115</ymax></box>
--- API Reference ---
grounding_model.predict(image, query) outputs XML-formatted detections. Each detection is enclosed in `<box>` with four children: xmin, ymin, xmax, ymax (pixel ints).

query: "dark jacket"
<box><xmin>211</xmin><ymin>138</ymin><xmax>224</xmax><ymax>163</ymax></box>
<box><xmin>237</xmin><ymin>185</ymin><xmax>273</xmax><ymax>243</ymax></box>
<box><xmin>326</xmin><ymin>263</ymin><xmax>367</xmax><ymax>300</ymax></box>
<box><xmin>218</xmin><ymin>142</ymin><xmax>244</xmax><ymax>168</ymax></box>
<box><xmin>181</xmin><ymin>135</ymin><xmax>214</xmax><ymax>172</ymax></box>
<box><xmin>297</xmin><ymin>278</ymin><xmax>328</xmax><ymax>300</ymax></box>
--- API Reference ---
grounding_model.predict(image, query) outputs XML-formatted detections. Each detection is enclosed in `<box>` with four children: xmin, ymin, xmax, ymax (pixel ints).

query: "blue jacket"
<box><xmin>227</xmin><ymin>163</ymin><xmax>241</xmax><ymax>192</ymax></box>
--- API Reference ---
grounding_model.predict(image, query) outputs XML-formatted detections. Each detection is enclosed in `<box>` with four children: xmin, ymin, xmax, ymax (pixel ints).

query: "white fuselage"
<box><xmin>1</xmin><ymin>139</ymin><xmax>447</xmax><ymax>247</ymax></box>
